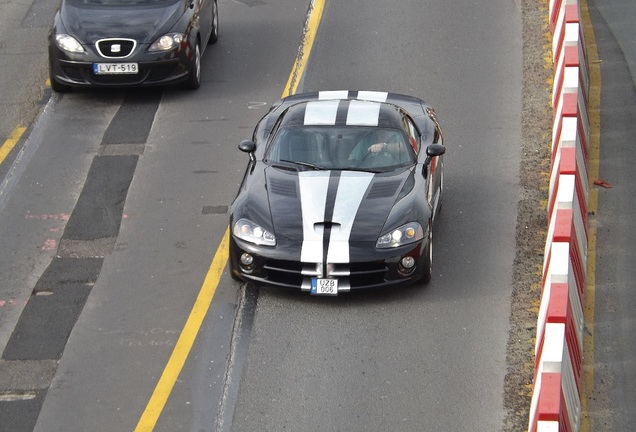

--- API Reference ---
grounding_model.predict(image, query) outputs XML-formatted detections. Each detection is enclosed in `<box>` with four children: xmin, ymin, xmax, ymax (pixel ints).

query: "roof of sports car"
<box><xmin>253</xmin><ymin>91</ymin><xmax>434</xmax><ymax>146</ymax></box>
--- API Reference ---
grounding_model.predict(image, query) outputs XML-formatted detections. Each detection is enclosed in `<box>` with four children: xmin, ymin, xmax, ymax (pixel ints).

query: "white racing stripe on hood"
<box><xmin>299</xmin><ymin>172</ymin><xmax>330</xmax><ymax>263</ymax></box>
<box><xmin>298</xmin><ymin>171</ymin><xmax>374</xmax><ymax>264</ymax></box>
<box><xmin>327</xmin><ymin>171</ymin><xmax>374</xmax><ymax>263</ymax></box>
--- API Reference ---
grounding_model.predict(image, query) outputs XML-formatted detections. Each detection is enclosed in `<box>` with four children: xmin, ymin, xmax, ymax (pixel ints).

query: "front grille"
<box><xmin>96</xmin><ymin>38</ymin><xmax>136</xmax><ymax>58</ymax></box>
<box><xmin>261</xmin><ymin>259</ymin><xmax>388</xmax><ymax>289</ymax></box>
<box><xmin>90</xmin><ymin>72</ymin><xmax>147</xmax><ymax>85</ymax></box>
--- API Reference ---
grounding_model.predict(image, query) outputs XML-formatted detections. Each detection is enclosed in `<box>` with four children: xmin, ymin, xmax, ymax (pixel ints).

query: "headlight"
<box><xmin>149</xmin><ymin>33</ymin><xmax>184</xmax><ymax>51</ymax></box>
<box><xmin>233</xmin><ymin>218</ymin><xmax>276</xmax><ymax>246</ymax></box>
<box><xmin>376</xmin><ymin>222</ymin><xmax>423</xmax><ymax>248</ymax></box>
<box><xmin>55</xmin><ymin>34</ymin><xmax>85</xmax><ymax>53</ymax></box>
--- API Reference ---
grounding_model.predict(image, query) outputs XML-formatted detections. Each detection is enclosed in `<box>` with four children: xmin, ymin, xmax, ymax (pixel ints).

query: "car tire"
<box><xmin>419</xmin><ymin>221</ymin><xmax>433</xmax><ymax>284</ymax></box>
<box><xmin>208</xmin><ymin>0</ymin><xmax>219</xmax><ymax>45</ymax></box>
<box><xmin>185</xmin><ymin>41</ymin><xmax>201</xmax><ymax>90</ymax></box>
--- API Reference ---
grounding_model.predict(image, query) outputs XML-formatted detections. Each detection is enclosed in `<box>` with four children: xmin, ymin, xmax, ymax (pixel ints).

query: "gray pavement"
<box><xmin>584</xmin><ymin>1</ymin><xmax>636</xmax><ymax>430</ymax></box>
<box><xmin>0</xmin><ymin>0</ymin><xmax>52</xmax><ymax>147</ymax></box>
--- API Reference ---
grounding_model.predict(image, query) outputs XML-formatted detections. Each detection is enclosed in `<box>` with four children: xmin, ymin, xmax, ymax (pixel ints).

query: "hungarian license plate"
<box><xmin>311</xmin><ymin>278</ymin><xmax>338</xmax><ymax>296</ymax></box>
<box><xmin>93</xmin><ymin>63</ymin><xmax>139</xmax><ymax>75</ymax></box>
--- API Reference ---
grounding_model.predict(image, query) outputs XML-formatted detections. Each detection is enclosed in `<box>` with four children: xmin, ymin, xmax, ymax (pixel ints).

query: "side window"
<box><xmin>402</xmin><ymin>117</ymin><xmax>420</xmax><ymax>154</ymax></box>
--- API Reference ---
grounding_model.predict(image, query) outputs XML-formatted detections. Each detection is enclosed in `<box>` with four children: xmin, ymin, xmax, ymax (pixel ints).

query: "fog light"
<box><xmin>240</xmin><ymin>253</ymin><xmax>254</xmax><ymax>269</ymax></box>
<box><xmin>400</xmin><ymin>256</ymin><xmax>415</xmax><ymax>269</ymax></box>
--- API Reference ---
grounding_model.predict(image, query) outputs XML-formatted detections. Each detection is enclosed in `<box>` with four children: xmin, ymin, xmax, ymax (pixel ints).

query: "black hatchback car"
<box><xmin>48</xmin><ymin>0</ymin><xmax>218</xmax><ymax>92</ymax></box>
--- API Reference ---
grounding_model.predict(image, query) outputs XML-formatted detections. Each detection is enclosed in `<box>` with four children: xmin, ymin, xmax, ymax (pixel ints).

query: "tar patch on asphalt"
<box><xmin>0</xmin><ymin>90</ymin><xmax>161</xmax><ymax>431</ymax></box>
<box><xmin>2</xmin><ymin>258</ymin><xmax>103</xmax><ymax>361</ymax></box>
<box><xmin>62</xmin><ymin>155</ymin><xmax>138</xmax><ymax>241</ymax></box>
<box><xmin>102</xmin><ymin>90</ymin><xmax>163</xmax><ymax>145</ymax></box>
<box><xmin>0</xmin><ymin>390</ymin><xmax>46</xmax><ymax>432</ymax></box>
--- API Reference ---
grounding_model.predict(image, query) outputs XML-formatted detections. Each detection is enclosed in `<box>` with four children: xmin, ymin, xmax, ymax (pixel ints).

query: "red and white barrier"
<box><xmin>528</xmin><ymin>0</ymin><xmax>590</xmax><ymax>431</ymax></box>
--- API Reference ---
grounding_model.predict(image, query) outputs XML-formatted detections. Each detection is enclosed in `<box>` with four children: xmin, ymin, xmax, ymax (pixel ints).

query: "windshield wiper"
<box><xmin>338</xmin><ymin>166</ymin><xmax>383</xmax><ymax>173</ymax></box>
<box><xmin>277</xmin><ymin>159</ymin><xmax>322</xmax><ymax>170</ymax></box>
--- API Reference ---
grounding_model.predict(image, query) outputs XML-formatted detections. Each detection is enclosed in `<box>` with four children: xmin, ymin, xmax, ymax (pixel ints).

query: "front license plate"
<box><xmin>311</xmin><ymin>278</ymin><xmax>338</xmax><ymax>296</ymax></box>
<box><xmin>93</xmin><ymin>63</ymin><xmax>139</xmax><ymax>75</ymax></box>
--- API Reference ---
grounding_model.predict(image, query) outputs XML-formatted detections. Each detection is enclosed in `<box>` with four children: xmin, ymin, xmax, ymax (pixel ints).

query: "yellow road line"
<box><xmin>134</xmin><ymin>228</ymin><xmax>229</xmax><ymax>431</ymax></box>
<box><xmin>134</xmin><ymin>1</ymin><xmax>324</xmax><ymax>430</ymax></box>
<box><xmin>580</xmin><ymin>0</ymin><xmax>601</xmax><ymax>430</ymax></box>
<box><xmin>283</xmin><ymin>0</ymin><xmax>325</xmax><ymax>96</ymax></box>
<box><xmin>0</xmin><ymin>127</ymin><xmax>26</xmax><ymax>165</ymax></box>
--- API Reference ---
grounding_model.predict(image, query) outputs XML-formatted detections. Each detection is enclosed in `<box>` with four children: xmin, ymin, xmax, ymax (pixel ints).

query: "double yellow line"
<box><xmin>133</xmin><ymin>1</ymin><xmax>325</xmax><ymax>430</ymax></box>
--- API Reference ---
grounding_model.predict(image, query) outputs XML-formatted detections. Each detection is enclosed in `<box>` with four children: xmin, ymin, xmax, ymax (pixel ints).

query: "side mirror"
<box><xmin>426</xmin><ymin>143</ymin><xmax>446</xmax><ymax>158</ymax></box>
<box><xmin>422</xmin><ymin>144</ymin><xmax>445</xmax><ymax>175</ymax></box>
<box><xmin>239</xmin><ymin>140</ymin><xmax>256</xmax><ymax>162</ymax></box>
<box><xmin>238</xmin><ymin>140</ymin><xmax>256</xmax><ymax>153</ymax></box>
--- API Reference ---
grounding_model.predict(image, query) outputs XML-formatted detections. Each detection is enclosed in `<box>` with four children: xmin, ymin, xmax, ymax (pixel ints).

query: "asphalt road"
<box><xmin>230</xmin><ymin>1</ymin><xmax>522</xmax><ymax>431</ymax></box>
<box><xmin>584</xmin><ymin>1</ymin><xmax>636</xmax><ymax>430</ymax></box>
<box><xmin>2</xmin><ymin>0</ymin><xmax>631</xmax><ymax>431</ymax></box>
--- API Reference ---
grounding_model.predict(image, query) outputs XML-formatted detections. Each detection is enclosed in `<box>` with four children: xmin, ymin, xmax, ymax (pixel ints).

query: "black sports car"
<box><xmin>229</xmin><ymin>91</ymin><xmax>446</xmax><ymax>295</ymax></box>
<box><xmin>48</xmin><ymin>0</ymin><xmax>218</xmax><ymax>92</ymax></box>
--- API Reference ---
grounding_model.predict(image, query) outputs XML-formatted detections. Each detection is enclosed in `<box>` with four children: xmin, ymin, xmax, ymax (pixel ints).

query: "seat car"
<box><xmin>229</xmin><ymin>91</ymin><xmax>446</xmax><ymax>295</ymax></box>
<box><xmin>48</xmin><ymin>0</ymin><xmax>218</xmax><ymax>92</ymax></box>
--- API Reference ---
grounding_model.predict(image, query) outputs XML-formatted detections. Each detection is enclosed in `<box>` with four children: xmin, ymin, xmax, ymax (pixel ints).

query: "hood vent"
<box><xmin>268</xmin><ymin>178</ymin><xmax>297</xmax><ymax>198</ymax></box>
<box><xmin>366</xmin><ymin>180</ymin><xmax>401</xmax><ymax>199</ymax></box>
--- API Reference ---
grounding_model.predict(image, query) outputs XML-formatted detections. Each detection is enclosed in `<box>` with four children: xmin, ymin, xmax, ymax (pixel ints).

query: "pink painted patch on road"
<box><xmin>25</xmin><ymin>212</ymin><xmax>71</xmax><ymax>220</ymax></box>
<box><xmin>41</xmin><ymin>239</ymin><xmax>57</xmax><ymax>251</ymax></box>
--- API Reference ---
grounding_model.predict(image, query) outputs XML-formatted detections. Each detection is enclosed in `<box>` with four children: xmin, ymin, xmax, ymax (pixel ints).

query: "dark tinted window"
<box><xmin>267</xmin><ymin>126</ymin><xmax>415</xmax><ymax>170</ymax></box>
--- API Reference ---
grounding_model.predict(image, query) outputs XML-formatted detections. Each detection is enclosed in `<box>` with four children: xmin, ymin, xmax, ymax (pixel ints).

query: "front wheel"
<box><xmin>208</xmin><ymin>0</ymin><xmax>219</xmax><ymax>44</ymax></box>
<box><xmin>184</xmin><ymin>42</ymin><xmax>201</xmax><ymax>90</ymax></box>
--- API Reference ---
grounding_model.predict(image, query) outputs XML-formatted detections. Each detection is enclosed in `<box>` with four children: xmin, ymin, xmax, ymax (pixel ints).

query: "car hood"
<box><xmin>256</xmin><ymin>167</ymin><xmax>415</xmax><ymax>263</ymax></box>
<box><xmin>59</xmin><ymin>0</ymin><xmax>184</xmax><ymax>44</ymax></box>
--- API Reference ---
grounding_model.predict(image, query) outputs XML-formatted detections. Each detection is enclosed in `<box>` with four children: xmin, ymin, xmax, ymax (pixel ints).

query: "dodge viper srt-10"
<box><xmin>48</xmin><ymin>0</ymin><xmax>218</xmax><ymax>92</ymax></box>
<box><xmin>229</xmin><ymin>90</ymin><xmax>446</xmax><ymax>295</ymax></box>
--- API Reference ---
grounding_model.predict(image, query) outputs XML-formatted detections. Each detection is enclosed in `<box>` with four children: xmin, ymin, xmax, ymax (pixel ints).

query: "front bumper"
<box><xmin>48</xmin><ymin>39</ymin><xmax>195</xmax><ymax>88</ymax></box>
<box><xmin>51</xmin><ymin>57</ymin><xmax>189</xmax><ymax>88</ymax></box>
<box><xmin>229</xmin><ymin>236</ymin><xmax>429</xmax><ymax>291</ymax></box>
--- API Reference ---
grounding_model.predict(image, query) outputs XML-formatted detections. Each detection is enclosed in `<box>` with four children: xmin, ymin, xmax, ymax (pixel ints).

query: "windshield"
<box><xmin>266</xmin><ymin>126</ymin><xmax>416</xmax><ymax>170</ymax></box>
